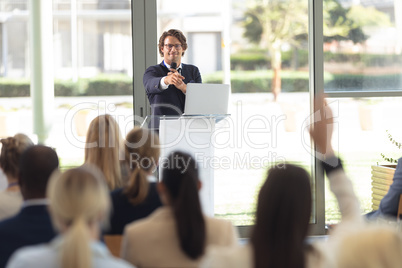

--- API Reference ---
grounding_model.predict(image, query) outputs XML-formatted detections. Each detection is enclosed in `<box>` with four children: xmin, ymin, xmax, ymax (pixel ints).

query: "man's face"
<box><xmin>161</xmin><ymin>36</ymin><xmax>185</xmax><ymax>65</ymax></box>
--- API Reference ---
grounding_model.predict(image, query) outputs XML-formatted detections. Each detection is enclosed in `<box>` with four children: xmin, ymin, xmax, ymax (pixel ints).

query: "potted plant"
<box><xmin>371</xmin><ymin>130</ymin><xmax>400</xmax><ymax>210</ymax></box>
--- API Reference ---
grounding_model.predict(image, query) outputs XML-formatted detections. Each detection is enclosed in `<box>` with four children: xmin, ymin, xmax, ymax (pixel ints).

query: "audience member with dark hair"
<box><xmin>201</xmin><ymin>96</ymin><xmax>363</xmax><ymax>268</ymax></box>
<box><xmin>107</xmin><ymin>127</ymin><xmax>162</xmax><ymax>234</ymax></box>
<box><xmin>252</xmin><ymin>164</ymin><xmax>312</xmax><ymax>268</ymax></box>
<box><xmin>121</xmin><ymin>151</ymin><xmax>237</xmax><ymax>267</ymax></box>
<box><xmin>7</xmin><ymin>165</ymin><xmax>134</xmax><ymax>268</ymax></box>
<box><xmin>0</xmin><ymin>145</ymin><xmax>59</xmax><ymax>268</ymax></box>
<box><xmin>0</xmin><ymin>134</ymin><xmax>33</xmax><ymax>220</ymax></box>
<box><xmin>202</xmin><ymin>165</ymin><xmax>317</xmax><ymax>268</ymax></box>
<box><xmin>85</xmin><ymin>114</ymin><xmax>125</xmax><ymax>190</ymax></box>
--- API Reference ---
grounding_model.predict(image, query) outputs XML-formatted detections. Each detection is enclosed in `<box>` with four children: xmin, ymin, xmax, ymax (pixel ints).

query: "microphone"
<box><xmin>170</xmin><ymin>62</ymin><xmax>177</xmax><ymax>70</ymax></box>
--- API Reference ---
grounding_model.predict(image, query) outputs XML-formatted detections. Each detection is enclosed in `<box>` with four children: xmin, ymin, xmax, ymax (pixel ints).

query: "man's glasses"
<box><xmin>164</xmin><ymin>44</ymin><xmax>182</xmax><ymax>50</ymax></box>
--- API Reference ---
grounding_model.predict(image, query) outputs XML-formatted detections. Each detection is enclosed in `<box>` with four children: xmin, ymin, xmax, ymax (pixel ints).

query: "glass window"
<box><xmin>6</xmin><ymin>0</ymin><xmax>399</xmax><ymax>233</ymax></box>
<box><xmin>157</xmin><ymin>0</ymin><xmax>313</xmax><ymax>227</ymax></box>
<box><xmin>325</xmin><ymin>97</ymin><xmax>402</xmax><ymax>223</ymax></box>
<box><xmin>0</xmin><ymin>0</ymin><xmax>133</xmax><ymax>169</ymax></box>
<box><xmin>323</xmin><ymin>1</ymin><xmax>402</xmax><ymax>223</ymax></box>
<box><xmin>324</xmin><ymin>0</ymin><xmax>402</xmax><ymax>92</ymax></box>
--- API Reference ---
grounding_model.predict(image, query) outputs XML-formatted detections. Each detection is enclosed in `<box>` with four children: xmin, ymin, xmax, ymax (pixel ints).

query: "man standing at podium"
<box><xmin>143</xmin><ymin>29</ymin><xmax>202</xmax><ymax>129</ymax></box>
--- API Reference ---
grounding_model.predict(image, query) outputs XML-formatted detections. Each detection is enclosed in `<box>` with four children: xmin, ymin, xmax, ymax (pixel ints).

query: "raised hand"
<box><xmin>309</xmin><ymin>94</ymin><xmax>334</xmax><ymax>157</ymax></box>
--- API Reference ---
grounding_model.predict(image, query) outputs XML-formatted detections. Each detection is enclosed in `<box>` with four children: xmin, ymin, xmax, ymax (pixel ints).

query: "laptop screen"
<box><xmin>184</xmin><ymin>83</ymin><xmax>230</xmax><ymax>115</ymax></box>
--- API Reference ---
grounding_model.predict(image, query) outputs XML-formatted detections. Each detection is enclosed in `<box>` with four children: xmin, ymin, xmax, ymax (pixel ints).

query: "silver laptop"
<box><xmin>184</xmin><ymin>83</ymin><xmax>230</xmax><ymax>115</ymax></box>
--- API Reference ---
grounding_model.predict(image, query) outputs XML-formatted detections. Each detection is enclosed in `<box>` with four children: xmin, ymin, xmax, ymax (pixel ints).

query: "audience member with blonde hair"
<box><xmin>85</xmin><ymin>114</ymin><xmax>125</xmax><ymax>190</ymax></box>
<box><xmin>0</xmin><ymin>134</ymin><xmax>33</xmax><ymax>220</ymax></box>
<box><xmin>121</xmin><ymin>151</ymin><xmax>238</xmax><ymax>268</ymax></box>
<box><xmin>107</xmin><ymin>127</ymin><xmax>162</xmax><ymax>234</ymax></box>
<box><xmin>7</xmin><ymin>165</ymin><xmax>134</xmax><ymax>268</ymax></box>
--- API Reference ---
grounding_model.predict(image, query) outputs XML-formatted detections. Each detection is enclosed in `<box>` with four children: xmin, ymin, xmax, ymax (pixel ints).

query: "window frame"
<box><xmin>131</xmin><ymin>0</ymin><xmax>157</xmax><ymax>124</ymax></box>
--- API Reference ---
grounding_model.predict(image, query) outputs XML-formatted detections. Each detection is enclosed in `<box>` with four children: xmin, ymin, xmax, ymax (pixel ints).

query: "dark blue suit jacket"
<box><xmin>0</xmin><ymin>205</ymin><xmax>56</xmax><ymax>267</ymax></box>
<box><xmin>367</xmin><ymin>157</ymin><xmax>402</xmax><ymax>220</ymax></box>
<box><xmin>143</xmin><ymin>62</ymin><xmax>202</xmax><ymax>129</ymax></box>
<box><xmin>106</xmin><ymin>183</ymin><xmax>162</xmax><ymax>235</ymax></box>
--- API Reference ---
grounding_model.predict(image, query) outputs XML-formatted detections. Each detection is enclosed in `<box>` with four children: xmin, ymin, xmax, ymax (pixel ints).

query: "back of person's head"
<box><xmin>336</xmin><ymin>225</ymin><xmax>402</xmax><ymax>268</ymax></box>
<box><xmin>47</xmin><ymin>165</ymin><xmax>110</xmax><ymax>268</ymax></box>
<box><xmin>158</xmin><ymin>29</ymin><xmax>188</xmax><ymax>56</ymax></box>
<box><xmin>19</xmin><ymin>145</ymin><xmax>59</xmax><ymax>200</ymax></box>
<box><xmin>251</xmin><ymin>163</ymin><xmax>312</xmax><ymax>268</ymax></box>
<box><xmin>0</xmin><ymin>133</ymin><xmax>33</xmax><ymax>178</ymax></box>
<box><xmin>124</xmin><ymin>127</ymin><xmax>160</xmax><ymax>205</ymax></box>
<box><xmin>85</xmin><ymin>114</ymin><xmax>123</xmax><ymax>190</ymax></box>
<box><xmin>161</xmin><ymin>151</ymin><xmax>205</xmax><ymax>260</ymax></box>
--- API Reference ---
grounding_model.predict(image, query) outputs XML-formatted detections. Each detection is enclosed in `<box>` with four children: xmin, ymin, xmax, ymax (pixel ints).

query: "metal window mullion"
<box><xmin>308</xmin><ymin>0</ymin><xmax>325</xmax><ymax>235</ymax></box>
<box><xmin>132</xmin><ymin>0</ymin><xmax>157</xmax><ymax>126</ymax></box>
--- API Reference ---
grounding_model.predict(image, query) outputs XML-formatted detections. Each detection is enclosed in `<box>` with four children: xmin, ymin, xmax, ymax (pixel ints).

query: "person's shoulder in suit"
<box><xmin>181</xmin><ymin>63</ymin><xmax>202</xmax><ymax>83</ymax></box>
<box><xmin>110</xmin><ymin>183</ymin><xmax>161</xmax><ymax>213</ymax></box>
<box><xmin>0</xmin><ymin>205</ymin><xmax>55</xmax><ymax>237</ymax></box>
<box><xmin>144</xmin><ymin>62</ymin><xmax>167</xmax><ymax>75</ymax></box>
<box><xmin>0</xmin><ymin>207</ymin><xmax>55</xmax><ymax>268</ymax></box>
<box><xmin>392</xmin><ymin>157</ymin><xmax>402</xmax><ymax>179</ymax></box>
<box><xmin>107</xmin><ymin>183</ymin><xmax>162</xmax><ymax>235</ymax></box>
<box><xmin>181</xmin><ymin>63</ymin><xmax>200</xmax><ymax>73</ymax></box>
<box><xmin>182</xmin><ymin>63</ymin><xmax>197</xmax><ymax>68</ymax></box>
<box><xmin>366</xmin><ymin>157</ymin><xmax>402</xmax><ymax>220</ymax></box>
<box><xmin>0</xmin><ymin>208</ymin><xmax>26</xmax><ymax>233</ymax></box>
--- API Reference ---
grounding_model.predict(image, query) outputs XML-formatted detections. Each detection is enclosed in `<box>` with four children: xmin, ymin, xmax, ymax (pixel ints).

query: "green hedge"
<box><xmin>231</xmin><ymin>53</ymin><xmax>269</xmax><ymax>70</ymax></box>
<box><xmin>85</xmin><ymin>75</ymin><xmax>132</xmax><ymax>96</ymax></box>
<box><xmin>0</xmin><ymin>79</ymin><xmax>30</xmax><ymax>97</ymax></box>
<box><xmin>325</xmin><ymin>74</ymin><xmax>402</xmax><ymax>91</ymax></box>
<box><xmin>1</xmin><ymin>72</ymin><xmax>401</xmax><ymax>97</ymax></box>
<box><xmin>204</xmin><ymin>71</ymin><xmax>402</xmax><ymax>93</ymax></box>
<box><xmin>204</xmin><ymin>71</ymin><xmax>310</xmax><ymax>93</ymax></box>
<box><xmin>54</xmin><ymin>80</ymin><xmax>80</xmax><ymax>96</ymax></box>
<box><xmin>324</xmin><ymin>52</ymin><xmax>402</xmax><ymax>67</ymax></box>
<box><xmin>231</xmin><ymin>49</ymin><xmax>309</xmax><ymax>70</ymax></box>
<box><xmin>0</xmin><ymin>75</ymin><xmax>133</xmax><ymax>97</ymax></box>
<box><xmin>231</xmin><ymin>50</ymin><xmax>402</xmax><ymax>70</ymax></box>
